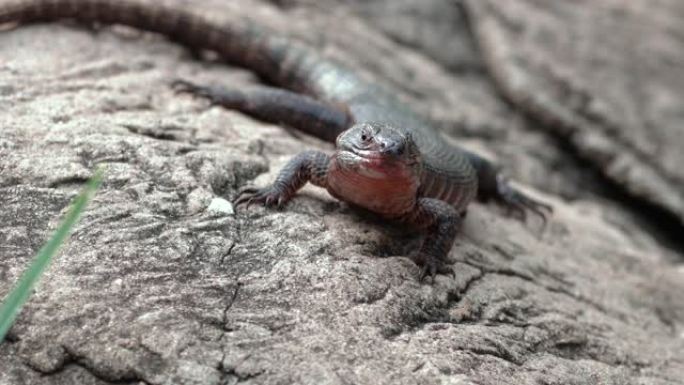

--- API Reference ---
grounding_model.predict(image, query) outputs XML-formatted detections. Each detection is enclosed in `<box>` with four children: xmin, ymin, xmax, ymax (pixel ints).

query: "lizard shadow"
<box><xmin>338</xmin><ymin>203</ymin><xmax>425</xmax><ymax>259</ymax></box>
<box><xmin>282</xmin><ymin>191</ymin><xmax>424</xmax><ymax>260</ymax></box>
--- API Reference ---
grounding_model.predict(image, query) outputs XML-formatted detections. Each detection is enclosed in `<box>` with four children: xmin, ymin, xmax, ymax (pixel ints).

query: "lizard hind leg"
<box><xmin>171</xmin><ymin>80</ymin><xmax>350</xmax><ymax>143</ymax></box>
<box><xmin>466</xmin><ymin>152</ymin><xmax>552</xmax><ymax>225</ymax></box>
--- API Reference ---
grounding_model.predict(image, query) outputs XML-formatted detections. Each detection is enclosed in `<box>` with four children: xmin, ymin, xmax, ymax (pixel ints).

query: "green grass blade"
<box><xmin>0</xmin><ymin>167</ymin><xmax>104</xmax><ymax>343</ymax></box>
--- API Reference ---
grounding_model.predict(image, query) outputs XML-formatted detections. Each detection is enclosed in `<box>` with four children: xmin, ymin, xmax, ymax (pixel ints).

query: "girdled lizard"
<box><xmin>0</xmin><ymin>0</ymin><xmax>551</xmax><ymax>280</ymax></box>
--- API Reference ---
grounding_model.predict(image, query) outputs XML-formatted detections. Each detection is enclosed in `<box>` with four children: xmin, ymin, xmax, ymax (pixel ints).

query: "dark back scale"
<box><xmin>0</xmin><ymin>0</ymin><xmax>479</xmax><ymax>212</ymax></box>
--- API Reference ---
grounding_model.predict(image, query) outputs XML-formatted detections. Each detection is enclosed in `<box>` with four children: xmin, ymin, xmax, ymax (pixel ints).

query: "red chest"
<box><xmin>326</xmin><ymin>159</ymin><xmax>419</xmax><ymax>217</ymax></box>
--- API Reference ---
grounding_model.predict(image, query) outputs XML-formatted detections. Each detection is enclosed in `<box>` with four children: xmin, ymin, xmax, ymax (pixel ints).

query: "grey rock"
<box><xmin>464</xmin><ymin>0</ymin><xmax>684</xmax><ymax>224</ymax></box>
<box><xmin>1</xmin><ymin>1</ymin><xmax>683</xmax><ymax>384</ymax></box>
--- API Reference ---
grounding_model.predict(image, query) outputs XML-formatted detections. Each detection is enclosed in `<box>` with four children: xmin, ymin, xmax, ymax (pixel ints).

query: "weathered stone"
<box><xmin>464</xmin><ymin>0</ymin><xmax>684</xmax><ymax>224</ymax></box>
<box><xmin>1</xmin><ymin>1</ymin><xmax>683</xmax><ymax>384</ymax></box>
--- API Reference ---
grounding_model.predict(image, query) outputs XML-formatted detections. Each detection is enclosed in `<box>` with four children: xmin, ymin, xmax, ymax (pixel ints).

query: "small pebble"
<box><xmin>207</xmin><ymin>197</ymin><xmax>235</xmax><ymax>215</ymax></box>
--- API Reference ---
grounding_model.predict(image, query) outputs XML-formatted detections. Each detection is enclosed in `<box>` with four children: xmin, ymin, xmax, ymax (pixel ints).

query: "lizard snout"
<box><xmin>380</xmin><ymin>140</ymin><xmax>405</xmax><ymax>158</ymax></box>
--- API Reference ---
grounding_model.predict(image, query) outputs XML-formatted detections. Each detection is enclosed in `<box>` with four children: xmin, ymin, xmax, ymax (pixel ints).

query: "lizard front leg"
<box><xmin>235</xmin><ymin>150</ymin><xmax>330</xmax><ymax>208</ymax></box>
<box><xmin>401</xmin><ymin>198</ymin><xmax>464</xmax><ymax>281</ymax></box>
<box><xmin>172</xmin><ymin>82</ymin><xmax>343</xmax><ymax>208</ymax></box>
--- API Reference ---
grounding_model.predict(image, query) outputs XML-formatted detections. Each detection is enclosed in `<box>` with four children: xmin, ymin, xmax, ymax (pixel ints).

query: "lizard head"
<box><xmin>333</xmin><ymin>122</ymin><xmax>422</xmax><ymax>181</ymax></box>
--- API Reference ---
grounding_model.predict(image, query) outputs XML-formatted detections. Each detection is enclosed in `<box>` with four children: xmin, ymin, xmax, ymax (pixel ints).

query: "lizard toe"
<box><xmin>170</xmin><ymin>79</ymin><xmax>196</xmax><ymax>93</ymax></box>
<box><xmin>171</xmin><ymin>79</ymin><xmax>216</xmax><ymax>101</ymax></box>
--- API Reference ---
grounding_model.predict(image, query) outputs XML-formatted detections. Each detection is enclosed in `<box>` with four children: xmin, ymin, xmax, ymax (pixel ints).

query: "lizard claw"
<box><xmin>414</xmin><ymin>252</ymin><xmax>451</xmax><ymax>284</ymax></box>
<box><xmin>233</xmin><ymin>185</ymin><xmax>289</xmax><ymax>211</ymax></box>
<box><xmin>170</xmin><ymin>79</ymin><xmax>197</xmax><ymax>93</ymax></box>
<box><xmin>171</xmin><ymin>79</ymin><xmax>217</xmax><ymax>102</ymax></box>
<box><xmin>420</xmin><ymin>262</ymin><xmax>437</xmax><ymax>283</ymax></box>
<box><xmin>495</xmin><ymin>175</ymin><xmax>552</xmax><ymax>227</ymax></box>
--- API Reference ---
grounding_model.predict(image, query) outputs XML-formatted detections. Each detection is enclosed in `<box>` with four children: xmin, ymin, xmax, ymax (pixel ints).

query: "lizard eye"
<box><xmin>360</xmin><ymin>133</ymin><xmax>370</xmax><ymax>142</ymax></box>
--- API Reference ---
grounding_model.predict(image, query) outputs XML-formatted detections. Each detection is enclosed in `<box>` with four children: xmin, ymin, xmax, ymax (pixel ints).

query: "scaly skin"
<box><xmin>1</xmin><ymin>0</ymin><xmax>551</xmax><ymax>281</ymax></box>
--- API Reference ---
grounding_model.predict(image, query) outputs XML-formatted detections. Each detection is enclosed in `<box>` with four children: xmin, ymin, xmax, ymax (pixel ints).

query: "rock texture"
<box><xmin>1</xmin><ymin>1</ymin><xmax>683</xmax><ymax>384</ymax></box>
<box><xmin>465</xmin><ymin>0</ymin><xmax>684</xmax><ymax>224</ymax></box>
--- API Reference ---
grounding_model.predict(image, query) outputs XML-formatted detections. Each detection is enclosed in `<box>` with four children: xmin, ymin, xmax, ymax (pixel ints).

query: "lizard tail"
<box><xmin>0</xmin><ymin>0</ymin><xmax>336</xmax><ymax>95</ymax></box>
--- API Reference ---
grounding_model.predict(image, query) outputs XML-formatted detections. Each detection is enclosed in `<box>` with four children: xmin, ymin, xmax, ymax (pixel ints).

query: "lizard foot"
<box><xmin>495</xmin><ymin>175</ymin><xmax>552</xmax><ymax>226</ymax></box>
<box><xmin>171</xmin><ymin>79</ymin><xmax>221</xmax><ymax>103</ymax></box>
<box><xmin>233</xmin><ymin>185</ymin><xmax>290</xmax><ymax>210</ymax></box>
<box><xmin>413</xmin><ymin>252</ymin><xmax>452</xmax><ymax>283</ymax></box>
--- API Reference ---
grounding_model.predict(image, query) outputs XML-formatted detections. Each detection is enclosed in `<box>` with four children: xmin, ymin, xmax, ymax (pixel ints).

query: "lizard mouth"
<box><xmin>350</xmin><ymin>148</ymin><xmax>385</xmax><ymax>161</ymax></box>
<box><xmin>348</xmin><ymin>148</ymin><xmax>417</xmax><ymax>167</ymax></box>
<box><xmin>337</xmin><ymin>148</ymin><xmax>412</xmax><ymax>179</ymax></box>
<box><xmin>342</xmin><ymin>148</ymin><xmax>399</xmax><ymax>169</ymax></box>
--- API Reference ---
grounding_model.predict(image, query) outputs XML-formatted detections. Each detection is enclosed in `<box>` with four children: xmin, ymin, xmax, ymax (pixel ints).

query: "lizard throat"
<box><xmin>326</xmin><ymin>154</ymin><xmax>420</xmax><ymax>216</ymax></box>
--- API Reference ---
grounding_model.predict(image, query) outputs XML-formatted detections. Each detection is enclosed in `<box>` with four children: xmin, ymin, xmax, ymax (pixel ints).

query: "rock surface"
<box><xmin>465</xmin><ymin>0</ymin><xmax>684</xmax><ymax>224</ymax></box>
<box><xmin>0</xmin><ymin>1</ymin><xmax>683</xmax><ymax>384</ymax></box>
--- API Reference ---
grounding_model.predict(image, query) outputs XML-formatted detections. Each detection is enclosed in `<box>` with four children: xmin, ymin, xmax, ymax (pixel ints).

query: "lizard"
<box><xmin>0</xmin><ymin>0</ymin><xmax>551</xmax><ymax>280</ymax></box>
